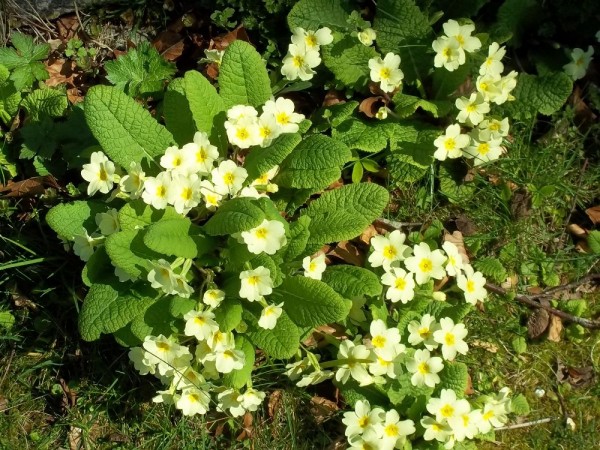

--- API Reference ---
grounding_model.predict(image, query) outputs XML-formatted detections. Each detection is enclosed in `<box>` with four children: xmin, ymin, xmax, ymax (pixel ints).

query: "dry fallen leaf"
<box><xmin>358</xmin><ymin>224</ymin><xmax>379</xmax><ymax>246</ymax></box>
<box><xmin>328</xmin><ymin>240</ymin><xmax>365</xmax><ymax>266</ymax></box>
<box><xmin>0</xmin><ymin>176</ymin><xmax>59</xmax><ymax>198</ymax></box>
<box><xmin>45</xmin><ymin>58</ymin><xmax>80</xmax><ymax>87</ymax></box>
<box><xmin>322</xmin><ymin>90</ymin><xmax>346</xmax><ymax>107</ymax></box>
<box><xmin>585</xmin><ymin>206</ymin><xmax>600</xmax><ymax>225</ymax></box>
<box><xmin>470</xmin><ymin>339</ymin><xmax>498</xmax><ymax>353</ymax></box>
<box><xmin>310</xmin><ymin>396</ymin><xmax>339</xmax><ymax>424</ymax></box>
<box><xmin>152</xmin><ymin>31</ymin><xmax>185</xmax><ymax>61</ymax></box>
<box><xmin>56</xmin><ymin>14</ymin><xmax>80</xmax><ymax>41</ymax></box>
<box><xmin>68</xmin><ymin>426</ymin><xmax>83</xmax><ymax>450</ymax></box>
<box><xmin>212</xmin><ymin>26</ymin><xmax>250</xmax><ymax>51</ymax></box>
<box><xmin>556</xmin><ymin>360</ymin><xmax>594</xmax><ymax>388</ymax></box>
<box><xmin>359</xmin><ymin>96</ymin><xmax>386</xmax><ymax>118</ymax></box>
<box><xmin>527</xmin><ymin>306</ymin><xmax>550</xmax><ymax>339</ymax></box>
<box><xmin>547</xmin><ymin>314</ymin><xmax>563</xmax><ymax>342</ymax></box>
<box><xmin>236</xmin><ymin>412</ymin><xmax>253</xmax><ymax>441</ymax></box>
<box><xmin>464</xmin><ymin>373</ymin><xmax>474</xmax><ymax>395</ymax></box>
<box><xmin>567</xmin><ymin>223</ymin><xmax>587</xmax><ymax>238</ymax></box>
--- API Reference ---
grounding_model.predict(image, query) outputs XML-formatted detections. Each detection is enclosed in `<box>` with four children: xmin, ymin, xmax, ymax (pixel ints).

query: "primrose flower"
<box><xmin>375</xmin><ymin>106</ymin><xmax>389</xmax><ymax>120</ymax></box>
<box><xmin>217</xmin><ymin>389</ymin><xmax>245</xmax><ymax>417</ymax></box>
<box><xmin>368</xmin><ymin>353</ymin><xmax>401</xmax><ymax>379</ymax></box>
<box><xmin>172</xmin><ymin>366</ymin><xmax>206</xmax><ymax>391</ymax></box>
<box><xmin>262</xmin><ymin>97</ymin><xmax>304</xmax><ymax>134</ymax></box>
<box><xmin>119</xmin><ymin>161</ymin><xmax>145</xmax><ymax>199</ymax></box>
<box><xmin>564</xmin><ymin>46</ymin><xmax>594</xmax><ymax>81</ymax></box>
<box><xmin>183</xmin><ymin>309</ymin><xmax>219</xmax><ymax>341</ymax></box>
<box><xmin>478</xmin><ymin>400</ymin><xmax>510</xmax><ymax>432</ymax></box>
<box><xmin>142</xmin><ymin>171</ymin><xmax>172</xmax><ymax>210</ymax></box>
<box><xmin>368</xmin><ymin>52</ymin><xmax>404</xmax><ymax>93</ymax></box>
<box><xmin>477</xmin><ymin>117</ymin><xmax>509</xmax><ymax>141</ymax></box>
<box><xmin>203</xmin><ymin>288</ymin><xmax>225</xmax><ymax>308</ymax></box>
<box><xmin>251</xmin><ymin>165</ymin><xmax>279</xmax><ymax>188</ymax></box>
<box><xmin>464</xmin><ymin>136</ymin><xmax>504</xmax><ymax>166</ymax></box>
<box><xmin>335</xmin><ymin>340</ymin><xmax>374</xmax><ymax>386</ymax></box>
<box><xmin>211</xmin><ymin>160</ymin><xmax>248</xmax><ymax>196</ymax></box>
<box><xmin>176</xmin><ymin>387</ymin><xmax>211</xmax><ymax>416</ymax></box>
<box><xmin>73</xmin><ymin>229</ymin><xmax>102</xmax><ymax>261</ymax></box>
<box><xmin>375</xmin><ymin>410</ymin><xmax>416</xmax><ymax>449</ymax></box>
<box><xmin>241</xmin><ymin>219</ymin><xmax>287</xmax><ymax>255</ymax></box>
<box><xmin>239</xmin><ymin>266</ymin><xmax>273</xmax><ymax>301</ymax></box>
<box><xmin>432</xmin><ymin>37</ymin><xmax>464</xmax><ymax>71</ymax></box>
<box><xmin>281</xmin><ymin>42</ymin><xmax>321</xmax><ymax>81</ymax></box>
<box><xmin>404</xmin><ymin>242</ymin><xmax>447</xmax><ymax>285</ymax></box>
<box><xmin>224</xmin><ymin>117</ymin><xmax>261</xmax><ymax>149</ymax></box>
<box><xmin>441</xmin><ymin>241</ymin><xmax>465</xmax><ymax>277</ymax></box>
<box><xmin>291</xmin><ymin>27</ymin><xmax>333</xmax><ymax>50</ymax></box>
<box><xmin>407</xmin><ymin>314</ymin><xmax>440</xmax><ymax>350</ymax></box>
<box><xmin>168</xmin><ymin>174</ymin><xmax>202</xmax><ymax>214</ymax></box>
<box><xmin>479</xmin><ymin>42</ymin><xmax>506</xmax><ymax>76</ymax></box>
<box><xmin>240</xmin><ymin>388</ymin><xmax>266</xmax><ymax>413</ymax></box>
<box><xmin>258</xmin><ymin>302</ymin><xmax>284</xmax><ymax>329</ymax></box>
<box><xmin>147</xmin><ymin>259</ymin><xmax>177</xmax><ymax>294</ymax></box>
<box><xmin>443</xmin><ymin>19</ymin><xmax>481</xmax><ymax>53</ymax></box>
<box><xmin>456</xmin><ymin>264</ymin><xmax>488</xmax><ymax>304</ymax></box>
<box><xmin>433</xmin><ymin>317</ymin><xmax>469</xmax><ymax>361</ymax></box>
<box><xmin>302</xmin><ymin>253</ymin><xmax>327</xmax><ymax>280</ymax></box>
<box><xmin>368</xmin><ymin>230</ymin><xmax>411</xmax><ymax>270</ymax></box>
<box><xmin>450</xmin><ymin>409</ymin><xmax>483</xmax><ymax>442</ymax></box>
<box><xmin>296</xmin><ymin>369</ymin><xmax>334</xmax><ymax>387</ymax></box>
<box><xmin>212</xmin><ymin>347</ymin><xmax>246</xmax><ymax>373</ymax></box>
<box><xmin>455</xmin><ymin>92</ymin><xmax>490</xmax><ymax>126</ymax></box>
<box><xmin>227</xmin><ymin>105</ymin><xmax>258</xmax><ymax>122</ymax></box>
<box><xmin>381</xmin><ymin>267</ymin><xmax>415</xmax><ymax>304</ymax></box>
<box><xmin>475</xmin><ymin>73</ymin><xmax>502</xmax><ymax>103</ymax></box>
<box><xmin>368</xmin><ymin>319</ymin><xmax>402</xmax><ymax>361</ymax></box>
<box><xmin>160</xmin><ymin>145</ymin><xmax>188</xmax><ymax>175</ymax></box>
<box><xmin>199</xmin><ymin>179</ymin><xmax>226</xmax><ymax>210</ymax></box>
<box><xmin>181</xmin><ymin>132</ymin><xmax>219</xmax><ymax>175</ymax></box>
<box><xmin>95</xmin><ymin>209</ymin><xmax>120</xmax><ymax>236</ymax></box>
<box><xmin>202</xmin><ymin>48</ymin><xmax>224</xmax><ymax>65</ymax></box>
<box><xmin>256</xmin><ymin>113</ymin><xmax>281</xmax><ymax>147</ymax></box>
<box><xmin>341</xmin><ymin>399</ymin><xmax>384</xmax><ymax>438</ymax></box>
<box><xmin>421</xmin><ymin>416</ymin><xmax>452</xmax><ymax>443</ymax></box>
<box><xmin>433</xmin><ymin>124</ymin><xmax>469</xmax><ymax>161</ymax></box>
<box><xmin>405</xmin><ymin>349</ymin><xmax>444</xmax><ymax>387</ymax></box>
<box><xmin>81</xmin><ymin>151</ymin><xmax>116</xmax><ymax>196</ymax></box>
<box><xmin>142</xmin><ymin>334</ymin><xmax>192</xmax><ymax>376</ymax></box>
<box><xmin>427</xmin><ymin>389</ymin><xmax>471</xmax><ymax>423</ymax></box>
<box><xmin>358</xmin><ymin>28</ymin><xmax>376</xmax><ymax>46</ymax></box>
<box><xmin>171</xmin><ymin>274</ymin><xmax>194</xmax><ymax>298</ymax></box>
<box><xmin>128</xmin><ymin>347</ymin><xmax>155</xmax><ymax>375</ymax></box>
<box><xmin>493</xmin><ymin>70</ymin><xmax>518</xmax><ymax>105</ymax></box>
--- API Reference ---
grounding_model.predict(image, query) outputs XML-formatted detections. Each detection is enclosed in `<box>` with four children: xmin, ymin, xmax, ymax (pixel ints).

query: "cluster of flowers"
<box><xmin>281</xmin><ymin>27</ymin><xmax>333</xmax><ymax>81</ymax></box>
<box><xmin>128</xmin><ymin>301</ymin><xmax>266</xmax><ymax>417</ymax></box>
<box><xmin>432</xmin><ymin>19</ymin><xmax>482</xmax><ymax>72</ymax></box>
<box><xmin>342</xmin><ymin>386</ymin><xmax>513</xmax><ymax>450</ymax></box>
<box><xmin>432</xmin><ymin>22</ymin><xmax>516</xmax><ymax>165</ymax></box>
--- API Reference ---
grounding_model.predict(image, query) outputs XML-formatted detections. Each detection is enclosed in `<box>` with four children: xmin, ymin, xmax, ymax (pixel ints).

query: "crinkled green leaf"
<box><xmin>392</xmin><ymin>92</ymin><xmax>439</xmax><ymax>118</ymax></box>
<box><xmin>304</xmin><ymin>183</ymin><xmax>389</xmax><ymax>245</ymax></box>
<box><xmin>279</xmin><ymin>215</ymin><xmax>311</xmax><ymax>261</ymax></box>
<box><xmin>473</xmin><ymin>257</ymin><xmax>507</xmax><ymax>283</ymax></box>
<box><xmin>46</xmin><ymin>200</ymin><xmax>107</xmax><ymax>240</ymax></box>
<box><xmin>510</xmin><ymin>393</ymin><xmax>530</xmax><ymax>415</ymax></box>
<box><xmin>439</xmin><ymin>163</ymin><xmax>476</xmax><ymax>204</ymax></box>
<box><xmin>373</xmin><ymin>0</ymin><xmax>431</xmax><ymax>54</ymax></box>
<box><xmin>85</xmin><ymin>85</ymin><xmax>174</xmax><ymax>168</ymax></box>
<box><xmin>491</xmin><ymin>0</ymin><xmax>539</xmax><ymax>47</ymax></box>
<box><xmin>244</xmin><ymin>132</ymin><xmax>302</xmax><ymax>180</ymax></box>
<box><xmin>163</xmin><ymin>78</ymin><xmax>196</xmax><ymax>146</ymax></box>
<box><xmin>436</xmin><ymin>362</ymin><xmax>468</xmax><ymax>398</ymax></box>
<box><xmin>332</xmin><ymin>118</ymin><xmax>391</xmax><ymax>153</ymax></box>
<box><xmin>321</xmin><ymin>36</ymin><xmax>378</xmax><ymax>90</ymax></box>
<box><xmin>0</xmin><ymin>72</ymin><xmax>21</xmax><ymax>125</ymax></box>
<box><xmin>504</xmin><ymin>72</ymin><xmax>573</xmax><ymax>120</ymax></box>
<box><xmin>287</xmin><ymin>0</ymin><xmax>352</xmax><ymax>31</ymax></box>
<box><xmin>19</xmin><ymin>118</ymin><xmax>57</xmax><ymax>160</ymax></box>
<box><xmin>104</xmin><ymin>42</ymin><xmax>175</xmax><ymax>97</ymax></box>
<box><xmin>82</xmin><ymin>247</ymin><xmax>113</xmax><ymax>287</ymax></box>
<box><xmin>222</xmin><ymin>335</ymin><xmax>255</xmax><ymax>389</ymax></box>
<box><xmin>0</xmin><ymin>310</ymin><xmax>15</xmax><ymax>330</ymax></box>
<box><xmin>213</xmin><ymin>297</ymin><xmax>243</xmax><ymax>332</ymax></box>
<box><xmin>321</xmin><ymin>265</ymin><xmax>383</xmax><ymax>298</ymax></box>
<box><xmin>143</xmin><ymin>218</ymin><xmax>215</xmax><ymax>259</ymax></box>
<box><xmin>129</xmin><ymin>296</ymin><xmax>177</xmax><ymax>341</ymax></box>
<box><xmin>388</xmin><ymin>372</ymin><xmax>433</xmax><ymax>405</ymax></box>
<box><xmin>79</xmin><ymin>283</ymin><xmax>156</xmax><ymax>341</ymax></box>
<box><xmin>587</xmin><ymin>231</ymin><xmax>600</xmax><ymax>254</ymax></box>
<box><xmin>22</xmin><ymin>88</ymin><xmax>68</xmax><ymax>121</ymax></box>
<box><xmin>219</xmin><ymin>41</ymin><xmax>271</xmax><ymax>109</ymax></box>
<box><xmin>105</xmin><ymin>229</ymin><xmax>162</xmax><ymax>279</ymax></box>
<box><xmin>203</xmin><ymin>197</ymin><xmax>266</xmax><ymax>236</ymax></box>
<box><xmin>244</xmin><ymin>308</ymin><xmax>300</xmax><ymax>359</ymax></box>
<box><xmin>312</xmin><ymin>101</ymin><xmax>359</xmax><ymax>132</ymax></box>
<box><xmin>271</xmin><ymin>276</ymin><xmax>350</xmax><ymax>328</ymax></box>
<box><xmin>275</xmin><ymin>134</ymin><xmax>351</xmax><ymax>189</ymax></box>
<box><xmin>169</xmin><ymin>296</ymin><xmax>197</xmax><ymax>318</ymax></box>
<box><xmin>0</xmin><ymin>32</ymin><xmax>50</xmax><ymax>90</ymax></box>
<box><xmin>118</xmin><ymin>200</ymin><xmax>180</xmax><ymax>231</ymax></box>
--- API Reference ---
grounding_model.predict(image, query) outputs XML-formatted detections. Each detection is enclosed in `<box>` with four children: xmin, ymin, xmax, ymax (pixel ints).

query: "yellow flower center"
<box><xmin>466</xmin><ymin>103</ymin><xmax>476</xmax><ymax>112</ymax></box>
<box><xmin>264</xmin><ymin>307</ymin><xmax>276</xmax><ymax>316</ymax></box>
<box><xmin>442</xmin><ymin>47</ymin><xmax>451</xmax><ymax>58</ymax></box>
<box><xmin>247</xmin><ymin>275</ymin><xmax>260</xmax><ymax>285</ymax></box>
<box><xmin>478</xmin><ymin>143</ymin><xmax>490</xmax><ymax>155</ymax></box>
<box><xmin>576</xmin><ymin>57</ymin><xmax>585</xmax><ymax>66</ymax></box>
<box><xmin>418</xmin><ymin>362</ymin><xmax>430</xmax><ymax>374</ymax></box>
<box><xmin>483</xmin><ymin>410</ymin><xmax>494</xmax><ymax>421</ymax></box>
<box><xmin>372</xmin><ymin>335</ymin><xmax>386</xmax><ymax>348</ymax></box>
<box><xmin>223</xmin><ymin>172</ymin><xmax>235</xmax><ymax>185</ymax></box>
<box><xmin>395</xmin><ymin>277</ymin><xmax>406</xmax><ymax>290</ymax></box>
<box><xmin>254</xmin><ymin>227</ymin><xmax>268</xmax><ymax>239</ymax></box>
<box><xmin>305</xmin><ymin>35</ymin><xmax>318</xmax><ymax>48</ymax></box>
<box><xmin>196</xmin><ymin>148</ymin><xmax>207</xmax><ymax>163</ymax></box>
<box><xmin>440</xmin><ymin>404</ymin><xmax>455</xmax><ymax>418</ymax></box>
<box><xmin>379</xmin><ymin>67</ymin><xmax>391</xmax><ymax>80</ymax></box>
<box><xmin>358</xmin><ymin>416</ymin><xmax>370</xmax><ymax>428</ymax></box>
<box><xmin>98</xmin><ymin>167</ymin><xmax>108</xmax><ymax>181</ymax></box>
<box><xmin>419</xmin><ymin>258</ymin><xmax>433</xmax><ymax>272</ymax></box>
<box><xmin>236</xmin><ymin>127</ymin><xmax>250</xmax><ymax>140</ymax></box>
<box><xmin>188</xmin><ymin>393</ymin><xmax>200</xmax><ymax>403</ymax></box>
<box><xmin>462</xmin><ymin>415</ymin><xmax>470</xmax><ymax>426</ymax></box>
<box><xmin>156</xmin><ymin>185</ymin><xmax>166</xmax><ymax>197</ymax></box>
<box><xmin>485</xmin><ymin>57</ymin><xmax>493</xmax><ymax>66</ymax></box>
<box><xmin>206</xmin><ymin>194</ymin><xmax>217</xmax><ymax>205</ymax></box>
<box><xmin>444</xmin><ymin>138</ymin><xmax>456</xmax><ymax>151</ymax></box>
<box><xmin>194</xmin><ymin>316</ymin><xmax>206</xmax><ymax>326</ymax></box>
<box><xmin>276</xmin><ymin>112</ymin><xmax>290</xmax><ymax>124</ymax></box>
<box><xmin>156</xmin><ymin>342</ymin><xmax>171</xmax><ymax>351</ymax></box>
<box><xmin>292</xmin><ymin>55</ymin><xmax>304</xmax><ymax>67</ymax></box>
<box><xmin>466</xmin><ymin>280</ymin><xmax>476</xmax><ymax>293</ymax></box>
<box><xmin>173</xmin><ymin>156</ymin><xmax>182</xmax><ymax>167</ymax></box>
<box><xmin>181</xmin><ymin>187</ymin><xmax>192</xmax><ymax>201</ymax></box>
<box><xmin>383</xmin><ymin>245</ymin><xmax>397</xmax><ymax>259</ymax></box>
<box><xmin>384</xmin><ymin>423</ymin><xmax>399</xmax><ymax>437</ymax></box>
<box><xmin>445</xmin><ymin>332</ymin><xmax>455</xmax><ymax>346</ymax></box>
<box><xmin>489</xmin><ymin>122</ymin><xmax>500</xmax><ymax>131</ymax></box>
<box><xmin>479</xmin><ymin>82</ymin><xmax>489</xmax><ymax>92</ymax></box>
<box><xmin>432</xmin><ymin>424</ymin><xmax>441</xmax><ymax>432</ymax></box>
<box><xmin>222</xmin><ymin>349</ymin><xmax>234</xmax><ymax>359</ymax></box>
<box><xmin>308</xmin><ymin>262</ymin><xmax>317</xmax><ymax>272</ymax></box>
<box><xmin>259</xmin><ymin>126</ymin><xmax>272</xmax><ymax>138</ymax></box>
<box><xmin>256</xmin><ymin>173</ymin><xmax>269</xmax><ymax>184</ymax></box>
<box><xmin>419</xmin><ymin>327</ymin><xmax>431</xmax><ymax>339</ymax></box>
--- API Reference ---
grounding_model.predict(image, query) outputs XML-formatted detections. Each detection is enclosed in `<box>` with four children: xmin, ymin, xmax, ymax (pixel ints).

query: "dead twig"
<box><xmin>495</xmin><ymin>417</ymin><xmax>559</xmax><ymax>431</ymax></box>
<box><xmin>485</xmin><ymin>282</ymin><xmax>600</xmax><ymax>329</ymax></box>
<box><xmin>376</xmin><ymin>218</ymin><xmax>423</xmax><ymax>229</ymax></box>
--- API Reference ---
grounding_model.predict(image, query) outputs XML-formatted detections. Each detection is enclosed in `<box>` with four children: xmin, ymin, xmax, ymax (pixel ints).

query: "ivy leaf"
<box><xmin>303</xmin><ymin>183</ymin><xmax>389</xmax><ymax>246</ymax></box>
<box><xmin>143</xmin><ymin>217</ymin><xmax>215</xmax><ymax>259</ymax></box>
<box><xmin>321</xmin><ymin>36</ymin><xmax>378</xmax><ymax>90</ymax></box>
<box><xmin>85</xmin><ymin>85</ymin><xmax>175</xmax><ymax>168</ymax></box>
<box><xmin>321</xmin><ymin>265</ymin><xmax>383</xmax><ymax>298</ymax></box>
<box><xmin>104</xmin><ymin>42</ymin><xmax>175</xmax><ymax>98</ymax></box>
<box><xmin>274</xmin><ymin>134</ymin><xmax>351</xmax><ymax>189</ymax></box>
<box><xmin>287</xmin><ymin>0</ymin><xmax>352</xmax><ymax>31</ymax></box>
<box><xmin>105</xmin><ymin>229</ymin><xmax>163</xmax><ymax>279</ymax></box>
<box><xmin>222</xmin><ymin>335</ymin><xmax>255</xmax><ymax>389</ymax></box>
<box><xmin>46</xmin><ymin>200</ymin><xmax>108</xmax><ymax>240</ymax></box>
<box><xmin>219</xmin><ymin>41</ymin><xmax>271</xmax><ymax>109</ymax></box>
<box><xmin>79</xmin><ymin>283</ymin><xmax>156</xmax><ymax>341</ymax></box>
<box><xmin>0</xmin><ymin>32</ymin><xmax>50</xmax><ymax>90</ymax></box>
<box><xmin>271</xmin><ymin>276</ymin><xmax>350</xmax><ymax>328</ymax></box>
<box><xmin>244</xmin><ymin>132</ymin><xmax>302</xmax><ymax>180</ymax></box>
<box><xmin>203</xmin><ymin>197</ymin><xmax>265</xmax><ymax>236</ymax></box>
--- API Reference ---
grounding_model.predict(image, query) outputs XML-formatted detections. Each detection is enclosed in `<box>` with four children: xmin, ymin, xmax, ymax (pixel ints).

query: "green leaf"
<box><xmin>118</xmin><ymin>200</ymin><xmax>180</xmax><ymax>231</ymax></box>
<box><xmin>0</xmin><ymin>74</ymin><xmax>21</xmax><ymax>125</ymax></box>
<box><xmin>143</xmin><ymin>218</ymin><xmax>214</xmax><ymax>259</ymax></box>
<box><xmin>245</xmin><ymin>308</ymin><xmax>300</xmax><ymax>359</ymax></box>
<box><xmin>79</xmin><ymin>283</ymin><xmax>156</xmax><ymax>341</ymax></box>
<box><xmin>511</xmin><ymin>336</ymin><xmax>527</xmax><ymax>354</ymax></box>
<box><xmin>332</xmin><ymin>118</ymin><xmax>391</xmax><ymax>153</ymax></box>
<box><xmin>85</xmin><ymin>85</ymin><xmax>174</xmax><ymax>168</ymax></box>
<box><xmin>373</xmin><ymin>0</ymin><xmax>431</xmax><ymax>54</ymax></box>
<box><xmin>184</xmin><ymin>70</ymin><xmax>227</xmax><ymax>153</ymax></box>
<box><xmin>392</xmin><ymin>92</ymin><xmax>439</xmax><ymax>118</ymax></box>
<box><xmin>105</xmin><ymin>229</ymin><xmax>162</xmax><ymax>279</ymax></box>
<box><xmin>219</xmin><ymin>41</ymin><xmax>271</xmax><ymax>109</ymax></box>
<box><xmin>321</xmin><ymin>265</ymin><xmax>382</xmax><ymax>298</ymax></box>
<box><xmin>280</xmin><ymin>216</ymin><xmax>312</xmax><ymax>262</ymax></box>
<box><xmin>169</xmin><ymin>296</ymin><xmax>197</xmax><ymax>318</ymax></box>
<box><xmin>287</xmin><ymin>0</ymin><xmax>351</xmax><ymax>31</ymax></box>
<box><xmin>388</xmin><ymin>372</ymin><xmax>432</xmax><ymax>405</ymax></box>
<box><xmin>321</xmin><ymin>36</ymin><xmax>378</xmax><ymax>90</ymax></box>
<box><xmin>46</xmin><ymin>200</ymin><xmax>107</xmax><ymax>239</ymax></box>
<box><xmin>271</xmin><ymin>276</ymin><xmax>350</xmax><ymax>328</ymax></box>
<box><xmin>510</xmin><ymin>393</ymin><xmax>530</xmax><ymax>415</ymax></box>
<box><xmin>587</xmin><ymin>230</ymin><xmax>600</xmax><ymax>254</ymax></box>
<box><xmin>504</xmin><ymin>72</ymin><xmax>573</xmax><ymax>120</ymax></box>
<box><xmin>0</xmin><ymin>32</ymin><xmax>50</xmax><ymax>90</ymax></box>
<box><xmin>82</xmin><ymin>247</ymin><xmax>113</xmax><ymax>286</ymax></box>
<box><xmin>104</xmin><ymin>42</ymin><xmax>175</xmax><ymax>97</ymax></box>
<box><xmin>313</xmin><ymin>101</ymin><xmax>359</xmax><ymax>132</ymax></box>
<box><xmin>244</xmin><ymin>132</ymin><xmax>302</xmax><ymax>180</ymax></box>
<box><xmin>0</xmin><ymin>310</ymin><xmax>15</xmax><ymax>330</ymax></box>
<box><xmin>22</xmin><ymin>88</ymin><xmax>68</xmax><ymax>121</ymax></box>
<box><xmin>213</xmin><ymin>297</ymin><xmax>244</xmax><ymax>332</ymax></box>
<box><xmin>222</xmin><ymin>335</ymin><xmax>255</xmax><ymax>389</ymax></box>
<box><xmin>275</xmin><ymin>134</ymin><xmax>351</xmax><ymax>189</ymax></box>
<box><xmin>439</xmin><ymin>163</ymin><xmax>476</xmax><ymax>204</ymax></box>
<box><xmin>436</xmin><ymin>362</ymin><xmax>468</xmax><ymax>397</ymax></box>
<box><xmin>304</xmin><ymin>183</ymin><xmax>389</xmax><ymax>245</ymax></box>
<box><xmin>163</xmin><ymin>78</ymin><xmax>196</xmax><ymax>146</ymax></box>
<box><xmin>203</xmin><ymin>197</ymin><xmax>265</xmax><ymax>236</ymax></box>
<box><xmin>129</xmin><ymin>296</ymin><xmax>176</xmax><ymax>341</ymax></box>
<box><xmin>473</xmin><ymin>257</ymin><xmax>507</xmax><ymax>283</ymax></box>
